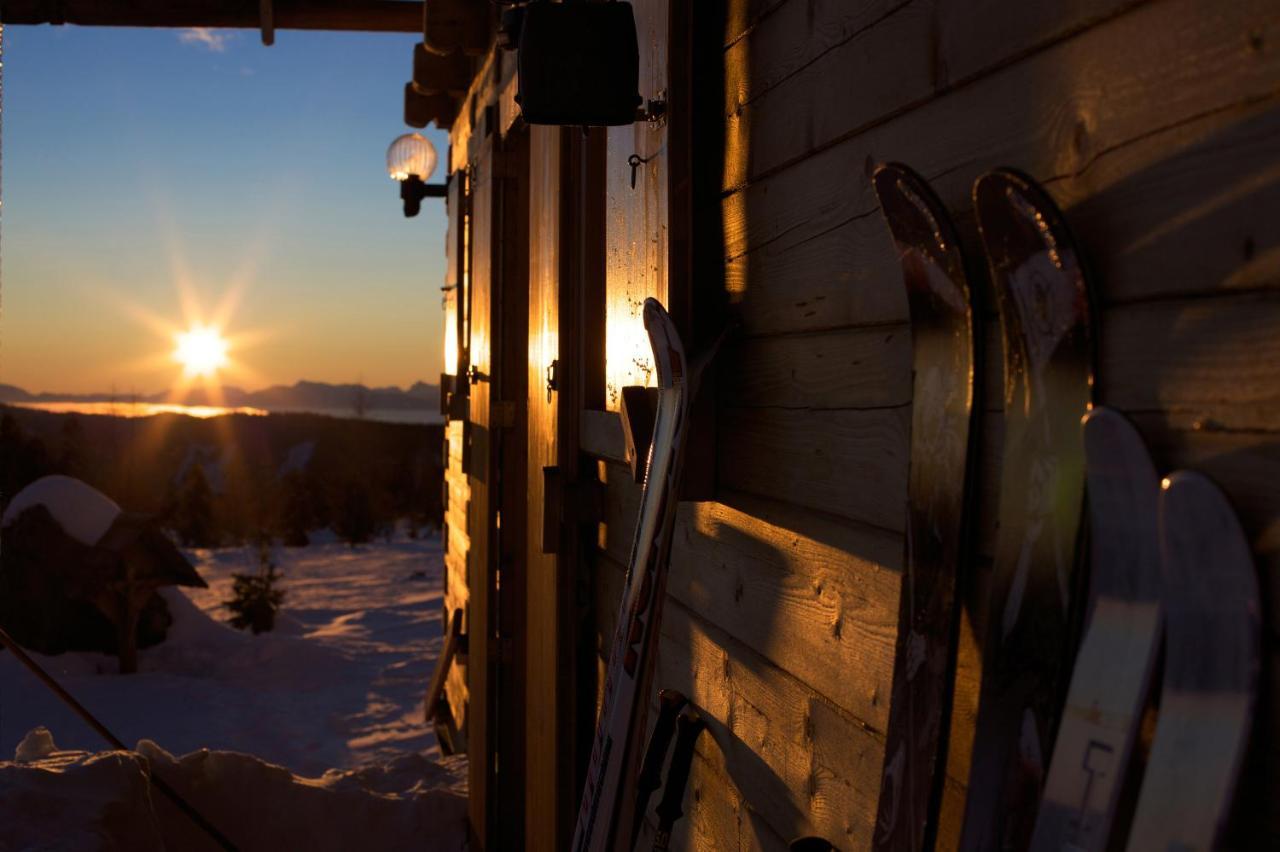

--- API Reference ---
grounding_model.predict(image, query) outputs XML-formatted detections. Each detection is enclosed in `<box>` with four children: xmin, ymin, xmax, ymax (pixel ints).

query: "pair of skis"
<box><xmin>865</xmin><ymin>164</ymin><xmax>1095</xmax><ymax>852</ymax></box>
<box><xmin>870</xmin><ymin>165</ymin><xmax>1260</xmax><ymax>852</ymax></box>
<box><xmin>1030</xmin><ymin>414</ymin><xmax>1260</xmax><ymax>852</ymax></box>
<box><xmin>571</xmin><ymin>298</ymin><xmax>713</xmax><ymax>852</ymax></box>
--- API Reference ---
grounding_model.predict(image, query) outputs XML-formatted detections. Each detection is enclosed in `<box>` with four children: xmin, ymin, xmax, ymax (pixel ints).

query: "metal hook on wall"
<box><xmin>628</xmin><ymin>152</ymin><xmax>656</xmax><ymax>190</ymax></box>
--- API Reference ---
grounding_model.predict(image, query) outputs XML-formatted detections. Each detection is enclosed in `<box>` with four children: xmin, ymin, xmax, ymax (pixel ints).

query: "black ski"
<box><xmin>870</xmin><ymin>163</ymin><xmax>981</xmax><ymax>852</ymax></box>
<box><xmin>629</xmin><ymin>688</ymin><xmax>688</xmax><ymax>849</ymax></box>
<box><xmin>959</xmin><ymin>169</ymin><xmax>1095</xmax><ymax>851</ymax></box>
<box><xmin>651</xmin><ymin>707</ymin><xmax>707</xmax><ymax>851</ymax></box>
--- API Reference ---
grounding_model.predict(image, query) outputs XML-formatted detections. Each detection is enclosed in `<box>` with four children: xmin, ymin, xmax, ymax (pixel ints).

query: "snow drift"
<box><xmin>0</xmin><ymin>727</ymin><xmax>467</xmax><ymax>851</ymax></box>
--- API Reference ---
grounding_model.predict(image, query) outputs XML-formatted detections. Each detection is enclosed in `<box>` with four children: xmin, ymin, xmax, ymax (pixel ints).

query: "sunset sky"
<box><xmin>1</xmin><ymin>24</ymin><xmax>449</xmax><ymax>395</ymax></box>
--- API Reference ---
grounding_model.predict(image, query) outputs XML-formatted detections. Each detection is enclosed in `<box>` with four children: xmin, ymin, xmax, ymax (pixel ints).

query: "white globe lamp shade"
<box><xmin>387</xmin><ymin>132</ymin><xmax>439</xmax><ymax>183</ymax></box>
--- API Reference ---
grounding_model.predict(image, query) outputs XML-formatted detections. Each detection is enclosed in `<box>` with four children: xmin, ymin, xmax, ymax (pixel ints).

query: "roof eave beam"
<box><xmin>0</xmin><ymin>0</ymin><xmax>423</xmax><ymax>33</ymax></box>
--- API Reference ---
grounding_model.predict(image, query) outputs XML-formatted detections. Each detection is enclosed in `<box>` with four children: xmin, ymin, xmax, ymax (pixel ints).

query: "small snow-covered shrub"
<box><xmin>224</xmin><ymin>539</ymin><xmax>285</xmax><ymax>634</ymax></box>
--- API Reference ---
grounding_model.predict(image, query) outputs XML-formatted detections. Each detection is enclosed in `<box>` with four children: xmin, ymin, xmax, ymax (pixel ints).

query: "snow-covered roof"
<box><xmin>1</xmin><ymin>475</ymin><xmax>122</xmax><ymax>546</ymax></box>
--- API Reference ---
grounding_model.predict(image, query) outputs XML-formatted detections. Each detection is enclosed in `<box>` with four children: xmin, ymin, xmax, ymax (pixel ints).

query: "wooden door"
<box><xmin>465</xmin><ymin>117</ymin><xmax>531</xmax><ymax>851</ymax></box>
<box><xmin>526</xmin><ymin>123</ymin><xmax>609</xmax><ymax>851</ymax></box>
<box><xmin>465</xmin><ymin>132</ymin><xmax>498</xmax><ymax>851</ymax></box>
<box><xmin>525</xmin><ymin>123</ymin><xmax>564</xmax><ymax>852</ymax></box>
<box><xmin>440</xmin><ymin>170</ymin><xmax>471</xmax><ymax>752</ymax></box>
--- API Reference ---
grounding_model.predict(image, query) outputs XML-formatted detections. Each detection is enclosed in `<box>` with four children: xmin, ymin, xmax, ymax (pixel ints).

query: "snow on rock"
<box><xmin>0</xmin><ymin>474</ymin><xmax>121</xmax><ymax>545</ymax></box>
<box><xmin>0</xmin><ymin>730</ymin><xmax>467</xmax><ymax>852</ymax></box>
<box><xmin>14</xmin><ymin>727</ymin><xmax>59</xmax><ymax>763</ymax></box>
<box><xmin>1</xmin><ymin>730</ymin><xmax>165</xmax><ymax>850</ymax></box>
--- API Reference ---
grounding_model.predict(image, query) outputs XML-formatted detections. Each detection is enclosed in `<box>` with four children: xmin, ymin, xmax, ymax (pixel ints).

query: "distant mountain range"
<box><xmin>0</xmin><ymin>380</ymin><xmax>440</xmax><ymax>414</ymax></box>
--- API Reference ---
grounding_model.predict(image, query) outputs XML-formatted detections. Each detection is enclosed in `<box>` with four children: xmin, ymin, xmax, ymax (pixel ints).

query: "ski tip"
<box><xmin>972</xmin><ymin>169</ymin><xmax>1079</xmax><ymax>273</ymax></box>
<box><xmin>870</xmin><ymin>161</ymin><xmax>961</xmax><ymax>260</ymax></box>
<box><xmin>1082</xmin><ymin>407</ymin><xmax>1156</xmax><ymax>475</ymax></box>
<box><xmin>642</xmin><ymin>297</ymin><xmax>687</xmax><ymax>388</ymax></box>
<box><xmin>1159</xmin><ymin>470</ymin><xmax>1260</xmax><ymax>608</ymax></box>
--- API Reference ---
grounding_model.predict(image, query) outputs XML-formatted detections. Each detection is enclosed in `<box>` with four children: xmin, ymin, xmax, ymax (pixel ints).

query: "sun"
<box><xmin>174</xmin><ymin>326</ymin><xmax>229</xmax><ymax>377</ymax></box>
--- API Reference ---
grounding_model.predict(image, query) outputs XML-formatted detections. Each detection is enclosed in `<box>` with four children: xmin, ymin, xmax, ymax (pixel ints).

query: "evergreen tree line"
<box><xmin>0</xmin><ymin>408</ymin><xmax>443</xmax><ymax>549</ymax></box>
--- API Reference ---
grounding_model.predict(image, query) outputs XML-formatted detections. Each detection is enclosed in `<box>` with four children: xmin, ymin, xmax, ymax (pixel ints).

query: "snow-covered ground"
<box><xmin>0</xmin><ymin>535</ymin><xmax>466</xmax><ymax>850</ymax></box>
<box><xmin>1</xmin><ymin>536</ymin><xmax>447</xmax><ymax>773</ymax></box>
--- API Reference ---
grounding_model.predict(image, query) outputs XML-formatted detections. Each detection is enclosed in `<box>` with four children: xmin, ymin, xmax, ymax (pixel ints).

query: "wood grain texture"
<box><xmin>719</xmin><ymin>406</ymin><xmax>910</xmax><ymax>533</ymax></box>
<box><xmin>726</xmin><ymin>0</ymin><xmax>1160</xmax><ymax>190</ymax></box>
<box><xmin>463</xmin><ymin>135</ymin><xmax>498</xmax><ymax>850</ymax></box>
<box><xmin>603</xmin><ymin>0</ymin><xmax>670</xmax><ymax>407</ymax></box>
<box><xmin>599</xmin><ymin>468</ymin><xmax>901</xmax><ymax>728</ymax></box>
<box><xmin>721</xmin><ymin>325</ymin><xmax>912</xmax><ymax>411</ymax></box>
<box><xmin>722</xmin><ymin>0</ymin><xmax>1280</xmax><ymax>290</ymax></box>
<box><xmin>726</xmin><ymin>92</ymin><xmax>1280</xmax><ymax>340</ymax></box>
<box><xmin>652</xmin><ymin>589</ymin><xmax>886</xmax><ymax>850</ymax></box>
<box><xmin>525</xmin><ymin>124</ymin><xmax>562</xmax><ymax>852</ymax></box>
<box><xmin>580</xmin><ymin>409</ymin><xmax>628</xmax><ymax>465</ymax></box>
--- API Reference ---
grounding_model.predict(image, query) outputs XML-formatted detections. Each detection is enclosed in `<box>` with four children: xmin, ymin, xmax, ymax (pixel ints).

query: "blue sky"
<box><xmin>1</xmin><ymin>23</ymin><xmax>450</xmax><ymax>393</ymax></box>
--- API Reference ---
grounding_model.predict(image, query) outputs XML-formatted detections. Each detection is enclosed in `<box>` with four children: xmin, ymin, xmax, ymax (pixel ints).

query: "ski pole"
<box><xmin>630</xmin><ymin>688</ymin><xmax>687</xmax><ymax>849</ymax></box>
<box><xmin>651</xmin><ymin>707</ymin><xmax>706</xmax><ymax>851</ymax></box>
<box><xmin>0</xmin><ymin>625</ymin><xmax>239</xmax><ymax>851</ymax></box>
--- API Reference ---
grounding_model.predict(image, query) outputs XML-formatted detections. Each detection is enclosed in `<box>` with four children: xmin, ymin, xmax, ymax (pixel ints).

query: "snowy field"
<box><xmin>0</xmin><ymin>535</ymin><xmax>467</xmax><ymax>850</ymax></box>
<box><xmin>1</xmin><ymin>535</ymin><xmax>448</xmax><ymax>773</ymax></box>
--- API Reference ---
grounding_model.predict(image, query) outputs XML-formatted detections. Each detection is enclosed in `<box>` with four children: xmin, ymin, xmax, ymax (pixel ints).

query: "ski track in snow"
<box><xmin>0</xmin><ymin>536</ymin><xmax>445</xmax><ymax>776</ymax></box>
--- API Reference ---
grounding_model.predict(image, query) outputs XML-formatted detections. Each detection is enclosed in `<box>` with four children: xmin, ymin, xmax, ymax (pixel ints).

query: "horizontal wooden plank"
<box><xmin>724</xmin><ymin>0</ymin><xmax>932</xmax><ymax>190</ymax></box>
<box><xmin>0</xmin><ymin>0</ymin><xmax>422</xmax><ymax>31</ymax></box>
<box><xmin>724</xmin><ymin>0</ymin><xmax>789</xmax><ymax>49</ymax></box>
<box><xmin>1102</xmin><ymin>292</ymin><xmax>1280</xmax><ymax>428</ymax></box>
<box><xmin>581</xmin><ymin>408</ymin><xmax>628</xmax><ymax>464</ymax></box>
<box><xmin>727</xmin><ymin>93</ymin><xmax>1280</xmax><ymax>337</ymax></box>
<box><xmin>721</xmin><ymin>324</ymin><xmax>911</xmax><ymax>410</ymax></box>
<box><xmin>719</xmin><ymin>406</ymin><xmax>910</xmax><ymax>532</ymax></box>
<box><xmin>937</xmin><ymin>1</ymin><xmax>1151</xmax><ymax>86</ymax></box>
<box><xmin>600</xmin><ymin>466</ymin><xmax>903</xmax><ymax>725</ymax></box>
<box><xmin>724</xmin><ymin>206</ymin><xmax>906</xmax><ymax>335</ymax></box>
<box><xmin>726</xmin><ymin>0</ymin><xmax>1154</xmax><ymax>188</ymax></box>
<box><xmin>653</xmin><ymin>597</ymin><xmax>885</xmax><ymax>848</ymax></box>
<box><xmin>725</xmin><ymin>0</ymin><xmax>1280</xmax><ymax>201</ymax></box>
<box><xmin>724</xmin><ymin>0</ymin><xmax>908</xmax><ymax>122</ymax></box>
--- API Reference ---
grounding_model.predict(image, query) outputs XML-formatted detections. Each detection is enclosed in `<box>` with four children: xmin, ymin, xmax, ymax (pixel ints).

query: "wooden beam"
<box><xmin>0</xmin><ymin>0</ymin><xmax>422</xmax><ymax>33</ymax></box>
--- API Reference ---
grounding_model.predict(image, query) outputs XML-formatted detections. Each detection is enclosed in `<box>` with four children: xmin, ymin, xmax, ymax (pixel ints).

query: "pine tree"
<box><xmin>224</xmin><ymin>536</ymin><xmax>285</xmax><ymax>634</ymax></box>
<box><xmin>58</xmin><ymin>415</ymin><xmax>87</xmax><ymax>478</ymax></box>
<box><xmin>172</xmin><ymin>462</ymin><xmax>217</xmax><ymax>547</ymax></box>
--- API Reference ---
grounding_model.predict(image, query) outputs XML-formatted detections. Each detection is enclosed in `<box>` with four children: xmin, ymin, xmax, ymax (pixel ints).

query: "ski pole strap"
<box><xmin>651</xmin><ymin>707</ymin><xmax>706</xmax><ymax>851</ymax></box>
<box><xmin>0</xmin><ymin>625</ymin><xmax>240</xmax><ymax>851</ymax></box>
<box><xmin>630</xmin><ymin>688</ymin><xmax>688</xmax><ymax>849</ymax></box>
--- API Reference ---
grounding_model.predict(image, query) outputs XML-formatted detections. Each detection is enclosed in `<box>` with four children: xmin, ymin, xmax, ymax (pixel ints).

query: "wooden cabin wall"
<box><xmin>442</xmin><ymin>167</ymin><xmax>471</xmax><ymax>746</ymax></box>
<box><xmin>587</xmin><ymin>0</ymin><xmax>1280</xmax><ymax>848</ymax></box>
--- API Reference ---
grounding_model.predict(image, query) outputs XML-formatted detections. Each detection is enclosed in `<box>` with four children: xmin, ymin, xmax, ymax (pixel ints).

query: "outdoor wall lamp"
<box><xmin>386</xmin><ymin>132</ymin><xmax>446</xmax><ymax>218</ymax></box>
